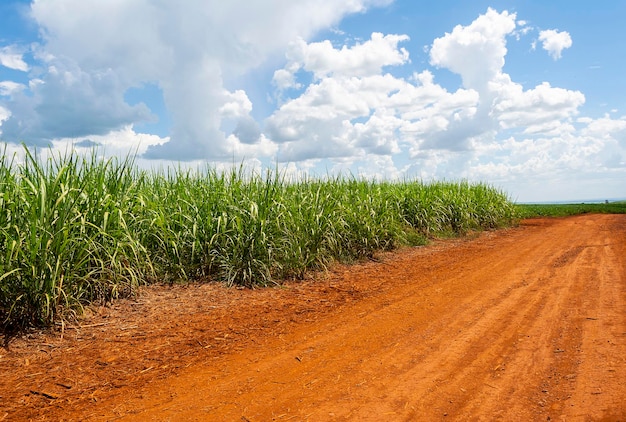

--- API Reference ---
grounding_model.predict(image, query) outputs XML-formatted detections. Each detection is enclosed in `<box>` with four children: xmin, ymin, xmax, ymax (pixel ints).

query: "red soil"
<box><xmin>1</xmin><ymin>214</ymin><xmax>625</xmax><ymax>421</ymax></box>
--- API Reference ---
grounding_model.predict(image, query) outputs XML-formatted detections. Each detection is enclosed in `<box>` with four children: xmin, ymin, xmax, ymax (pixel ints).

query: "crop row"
<box><xmin>0</xmin><ymin>147</ymin><xmax>517</xmax><ymax>333</ymax></box>
<box><xmin>515</xmin><ymin>202</ymin><xmax>626</xmax><ymax>218</ymax></box>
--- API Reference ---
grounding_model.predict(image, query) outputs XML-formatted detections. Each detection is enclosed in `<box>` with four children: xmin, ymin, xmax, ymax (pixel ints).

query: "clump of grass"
<box><xmin>1</xmin><ymin>146</ymin><xmax>518</xmax><ymax>334</ymax></box>
<box><xmin>0</xmin><ymin>147</ymin><xmax>151</xmax><ymax>335</ymax></box>
<box><xmin>399</xmin><ymin>180</ymin><xmax>516</xmax><ymax>235</ymax></box>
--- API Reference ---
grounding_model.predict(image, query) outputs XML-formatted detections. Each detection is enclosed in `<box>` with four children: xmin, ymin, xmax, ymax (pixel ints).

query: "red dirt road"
<box><xmin>1</xmin><ymin>214</ymin><xmax>625</xmax><ymax>421</ymax></box>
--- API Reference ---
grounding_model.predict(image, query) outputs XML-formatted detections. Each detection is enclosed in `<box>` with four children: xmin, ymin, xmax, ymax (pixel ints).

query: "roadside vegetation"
<box><xmin>516</xmin><ymin>202</ymin><xmax>626</xmax><ymax>218</ymax></box>
<box><xmin>0</xmin><ymin>147</ymin><xmax>517</xmax><ymax>334</ymax></box>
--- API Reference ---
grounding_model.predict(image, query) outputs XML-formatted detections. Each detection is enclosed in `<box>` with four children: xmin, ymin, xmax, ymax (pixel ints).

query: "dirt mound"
<box><xmin>1</xmin><ymin>214</ymin><xmax>625</xmax><ymax>421</ymax></box>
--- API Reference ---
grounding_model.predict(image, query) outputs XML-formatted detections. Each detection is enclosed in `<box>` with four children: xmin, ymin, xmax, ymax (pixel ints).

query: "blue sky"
<box><xmin>1</xmin><ymin>0</ymin><xmax>625</xmax><ymax>202</ymax></box>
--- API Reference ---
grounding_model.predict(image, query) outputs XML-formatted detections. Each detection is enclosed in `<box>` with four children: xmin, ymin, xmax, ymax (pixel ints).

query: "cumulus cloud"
<box><xmin>51</xmin><ymin>125</ymin><xmax>167</xmax><ymax>157</ymax></box>
<box><xmin>581</xmin><ymin>114</ymin><xmax>626</xmax><ymax>147</ymax></box>
<box><xmin>0</xmin><ymin>0</ymin><xmax>392</xmax><ymax>159</ymax></box>
<box><xmin>0</xmin><ymin>81</ymin><xmax>26</xmax><ymax>97</ymax></box>
<box><xmin>493</xmin><ymin>81</ymin><xmax>585</xmax><ymax>132</ymax></box>
<box><xmin>272</xmin><ymin>32</ymin><xmax>410</xmax><ymax>105</ymax></box>
<box><xmin>430</xmin><ymin>8</ymin><xmax>517</xmax><ymax>89</ymax></box>
<box><xmin>286</xmin><ymin>32</ymin><xmax>409</xmax><ymax>79</ymax></box>
<box><xmin>1</xmin><ymin>58</ymin><xmax>153</xmax><ymax>145</ymax></box>
<box><xmin>0</xmin><ymin>4</ymin><xmax>622</xmax><ymax>201</ymax></box>
<box><xmin>266</xmin><ymin>32</ymin><xmax>479</xmax><ymax>161</ymax></box>
<box><xmin>264</xmin><ymin>7</ymin><xmax>616</xmax><ymax>201</ymax></box>
<box><xmin>538</xmin><ymin>29</ymin><xmax>572</xmax><ymax>60</ymax></box>
<box><xmin>0</xmin><ymin>46</ymin><xmax>29</xmax><ymax>71</ymax></box>
<box><xmin>428</xmin><ymin>10</ymin><xmax>584</xmax><ymax>147</ymax></box>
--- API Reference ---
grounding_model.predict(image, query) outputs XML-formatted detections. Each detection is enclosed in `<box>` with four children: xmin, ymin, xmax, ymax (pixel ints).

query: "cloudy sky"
<box><xmin>1</xmin><ymin>0</ymin><xmax>625</xmax><ymax>202</ymax></box>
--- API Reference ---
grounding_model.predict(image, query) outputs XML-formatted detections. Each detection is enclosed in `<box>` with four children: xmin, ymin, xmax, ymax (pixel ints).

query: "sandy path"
<box><xmin>1</xmin><ymin>214</ymin><xmax>625</xmax><ymax>421</ymax></box>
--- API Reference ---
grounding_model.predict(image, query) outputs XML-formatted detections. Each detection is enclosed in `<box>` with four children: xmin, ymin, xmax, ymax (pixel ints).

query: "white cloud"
<box><xmin>272</xmin><ymin>32</ymin><xmax>410</xmax><ymax>103</ymax></box>
<box><xmin>0</xmin><ymin>125</ymin><xmax>168</xmax><ymax>169</ymax></box>
<box><xmin>219</xmin><ymin>90</ymin><xmax>253</xmax><ymax>119</ymax></box>
<box><xmin>538</xmin><ymin>29</ymin><xmax>572</xmax><ymax>60</ymax></box>
<box><xmin>581</xmin><ymin>114</ymin><xmax>626</xmax><ymax>147</ymax></box>
<box><xmin>289</xmin><ymin>32</ymin><xmax>410</xmax><ymax>79</ymax></box>
<box><xmin>0</xmin><ymin>81</ymin><xmax>26</xmax><ymax>97</ymax></box>
<box><xmin>225</xmin><ymin>133</ymin><xmax>278</xmax><ymax>158</ymax></box>
<box><xmin>0</xmin><ymin>105</ymin><xmax>10</xmax><ymax>124</ymax></box>
<box><xmin>0</xmin><ymin>0</ymin><xmax>390</xmax><ymax>160</ymax></box>
<box><xmin>273</xmin><ymin>68</ymin><xmax>302</xmax><ymax>92</ymax></box>
<box><xmin>1</xmin><ymin>5</ymin><xmax>623</xmax><ymax>202</ymax></box>
<box><xmin>150</xmin><ymin>4</ymin><xmax>624</xmax><ymax>201</ymax></box>
<box><xmin>1</xmin><ymin>123</ymin><xmax>278</xmax><ymax>177</ymax></box>
<box><xmin>427</xmin><ymin>9</ymin><xmax>585</xmax><ymax>150</ymax></box>
<box><xmin>493</xmin><ymin>81</ymin><xmax>585</xmax><ymax>132</ymax></box>
<box><xmin>0</xmin><ymin>46</ymin><xmax>29</xmax><ymax>71</ymax></box>
<box><xmin>1</xmin><ymin>57</ymin><xmax>153</xmax><ymax>145</ymax></box>
<box><xmin>265</xmin><ymin>8</ymin><xmax>593</xmax><ymax>173</ymax></box>
<box><xmin>430</xmin><ymin>8</ymin><xmax>517</xmax><ymax>89</ymax></box>
<box><xmin>51</xmin><ymin>125</ymin><xmax>167</xmax><ymax>156</ymax></box>
<box><xmin>266</xmin><ymin>31</ymin><xmax>480</xmax><ymax>162</ymax></box>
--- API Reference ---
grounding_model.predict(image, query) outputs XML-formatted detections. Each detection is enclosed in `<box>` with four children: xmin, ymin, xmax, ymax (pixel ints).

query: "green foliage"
<box><xmin>515</xmin><ymin>202</ymin><xmax>626</xmax><ymax>218</ymax></box>
<box><xmin>0</xmin><ymin>147</ymin><xmax>151</xmax><ymax>334</ymax></box>
<box><xmin>1</xmin><ymin>146</ymin><xmax>518</xmax><ymax>333</ymax></box>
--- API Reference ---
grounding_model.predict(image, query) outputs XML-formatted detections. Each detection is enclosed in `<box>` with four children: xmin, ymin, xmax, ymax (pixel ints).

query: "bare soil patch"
<box><xmin>1</xmin><ymin>214</ymin><xmax>625</xmax><ymax>421</ymax></box>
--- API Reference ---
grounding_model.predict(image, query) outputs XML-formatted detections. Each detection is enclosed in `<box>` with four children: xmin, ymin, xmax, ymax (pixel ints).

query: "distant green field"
<box><xmin>515</xmin><ymin>202</ymin><xmax>626</xmax><ymax>218</ymax></box>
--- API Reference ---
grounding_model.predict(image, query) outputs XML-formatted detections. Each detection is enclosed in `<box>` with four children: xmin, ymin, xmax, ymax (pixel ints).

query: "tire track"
<box><xmin>116</xmin><ymin>215</ymin><xmax>624</xmax><ymax>421</ymax></box>
<box><xmin>4</xmin><ymin>215</ymin><xmax>624</xmax><ymax>421</ymax></box>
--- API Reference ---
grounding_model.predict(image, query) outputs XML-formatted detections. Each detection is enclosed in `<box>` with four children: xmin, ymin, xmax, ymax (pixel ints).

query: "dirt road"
<box><xmin>1</xmin><ymin>214</ymin><xmax>625</xmax><ymax>421</ymax></box>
